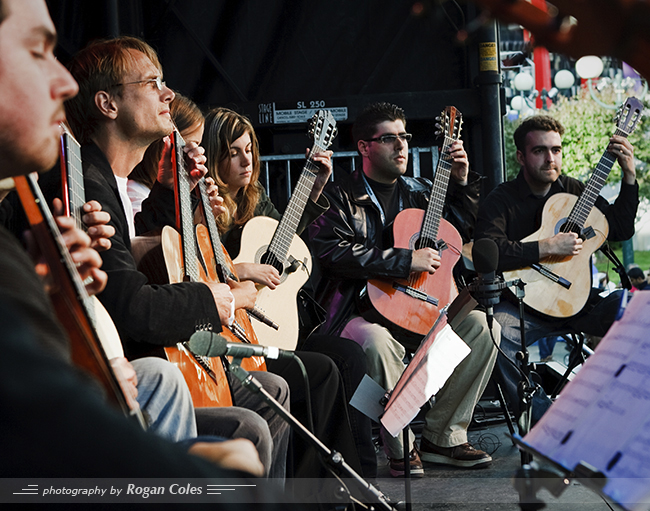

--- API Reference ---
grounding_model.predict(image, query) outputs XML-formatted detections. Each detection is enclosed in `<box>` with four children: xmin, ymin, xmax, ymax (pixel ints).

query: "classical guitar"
<box><xmin>235</xmin><ymin>110</ymin><xmax>338</xmax><ymax>350</ymax></box>
<box><xmin>161</xmin><ymin>129</ymin><xmax>258</xmax><ymax>407</ymax></box>
<box><xmin>194</xmin><ymin>177</ymin><xmax>267</xmax><ymax>372</ymax></box>
<box><xmin>60</xmin><ymin>125</ymin><xmax>126</xmax><ymax>363</ymax></box>
<box><xmin>361</xmin><ymin>106</ymin><xmax>464</xmax><ymax>337</ymax></box>
<box><xmin>15</xmin><ymin>171</ymin><xmax>146</xmax><ymax>427</ymax></box>
<box><xmin>503</xmin><ymin>97</ymin><xmax>643</xmax><ymax>318</ymax></box>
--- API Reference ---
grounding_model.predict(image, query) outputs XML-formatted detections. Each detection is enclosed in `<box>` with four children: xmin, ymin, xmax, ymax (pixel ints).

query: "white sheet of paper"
<box><xmin>381</xmin><ymin>324</ymin><xmax>470</xmax><ymax>437</ymax></box>
<box><xmin>523</xmin><ymin>290</ymin><xmax>650</xmax><ymax>511</ymax></box>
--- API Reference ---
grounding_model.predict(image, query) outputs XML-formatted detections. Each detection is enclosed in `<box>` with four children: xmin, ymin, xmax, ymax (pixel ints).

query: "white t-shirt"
<box><xmin>114</xmin><ymin>175</ymin><xmax>136</xmax><ymax>239</ymax></box>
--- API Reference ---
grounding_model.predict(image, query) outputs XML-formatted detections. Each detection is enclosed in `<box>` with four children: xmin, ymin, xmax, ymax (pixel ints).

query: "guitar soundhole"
<box><xmin>255</xmin><ymin>245</ymin><xmax>289</xmax><ymax>285</ymax></box>
<box><xmin>415</xmin><ymin>236</ymin><xmax>436</xmax><ymax>250</ymax></box>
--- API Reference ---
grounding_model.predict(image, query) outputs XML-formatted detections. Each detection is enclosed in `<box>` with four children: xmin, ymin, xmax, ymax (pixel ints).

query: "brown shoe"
<box><xmin>388</xmin><ymin>447</ymin><xmax>424</xmax><ymax>478</ymax></box>
<box><xmin>419</xmin><ymin>437</ymin><xmax>492</xmax><ymax>468</ymax></box>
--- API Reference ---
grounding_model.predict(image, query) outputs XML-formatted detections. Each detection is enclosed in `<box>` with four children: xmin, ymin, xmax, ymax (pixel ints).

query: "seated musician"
<box><xmin>62</xmin><ymin>35</ymin><xmax>291</xmax><ymax>480</ymax></box>
<box><xmin>309</xmin><ymin>102</ymin><xmax>499</xmax><ymax>476</ymax></box>
<box><xmin>201</xmin><ymin>107</ymin><xmax>375</xmax><ymax>480</ymax></box>
<box><xmin>474</xmin><ymin>115</ymin><xmax>638</xmax><ymax>425</ymax></box>
<box><xmin>129</xmin><ymin>94</ymin><xmax>364</xmax><ymax>486</ymax></box>
<box><xmin>0</xmin><ymin>0</ymin><xmax>273</xmax><ymax>485</ymax></box>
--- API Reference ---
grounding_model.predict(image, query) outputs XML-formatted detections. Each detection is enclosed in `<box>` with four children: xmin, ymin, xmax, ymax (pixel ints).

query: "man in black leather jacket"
<box><xmin>309</xmin><ymin>102</ymin><xmax>499</xmax><ymax>476</ymax></box>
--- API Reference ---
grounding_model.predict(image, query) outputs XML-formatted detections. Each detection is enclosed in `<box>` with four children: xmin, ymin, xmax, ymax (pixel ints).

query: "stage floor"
<box><xmin>372</xmin><ymin>339</ymin><xmax>616</xmax><ymax>510</ymax></box>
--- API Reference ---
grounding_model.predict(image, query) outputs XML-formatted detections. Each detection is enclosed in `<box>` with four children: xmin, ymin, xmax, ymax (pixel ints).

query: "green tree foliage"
<box><xmin>503</xmin><ymin>88</ymin><xmax>650</xmax><ymax>197</ymax></box>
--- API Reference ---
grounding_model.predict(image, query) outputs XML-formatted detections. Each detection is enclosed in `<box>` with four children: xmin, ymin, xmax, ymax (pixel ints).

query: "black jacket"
<box><xmin>309</xmin><ymin>168</ymin><xmax>481</xmax><ymax>336</ymax></box>
<box><xmin>81</xmin><ymin>143</ymin><xmax>223</xmax><ymax>360</ymax></box>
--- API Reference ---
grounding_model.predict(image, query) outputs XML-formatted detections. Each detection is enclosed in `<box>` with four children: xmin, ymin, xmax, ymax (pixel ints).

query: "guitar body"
<box><xmin>235</xmin><ymin>215</ymin><xmax>312</xmax><ymax>350</ymax></box>
<box><xmin>366</xmin><ymin>209</ymin><xmax>462</xmax><ymax>336</ymax></box>
<box><xmin>195</xmin><ymin>223</ymin><xmax>266</xmax><ymax>372</ymax></box>
<box><xmin>160</xmin><ymin>225</ymin><xmax>233</xmax><ymax>407</ymax></box>
<box><xmin>503</xmin><ymin>193</ymin><xmax>609</xmax><ymax>318</ymax></box>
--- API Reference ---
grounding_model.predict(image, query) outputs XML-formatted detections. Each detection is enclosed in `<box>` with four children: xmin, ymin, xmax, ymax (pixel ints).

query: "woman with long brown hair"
<box><xmin>202</xmin><ymin>107</ymin><xmax>378</xmax><ymax>482</ymax></box>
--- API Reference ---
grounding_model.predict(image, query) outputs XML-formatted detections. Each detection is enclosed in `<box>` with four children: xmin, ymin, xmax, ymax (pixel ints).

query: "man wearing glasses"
<box><xmin>63</xmin><ymin>36</ymin><xmax>291</xmax><ymax>480</ymax></box>
<box><xmin>309</xmin><ymin>102</ymin><xmax>499</xmax><ymax>476</ymax></box>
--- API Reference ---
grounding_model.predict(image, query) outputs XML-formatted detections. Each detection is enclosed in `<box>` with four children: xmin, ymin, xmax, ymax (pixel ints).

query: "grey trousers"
<box><xmin>342</xmin><ymin>310</ymin><xmax>499</xmax><ymax>458</ymax></box>
<box><xmin>196</xmin><ymin>370</ymin><xmax>290</xmax><ymax>482</ymax></box>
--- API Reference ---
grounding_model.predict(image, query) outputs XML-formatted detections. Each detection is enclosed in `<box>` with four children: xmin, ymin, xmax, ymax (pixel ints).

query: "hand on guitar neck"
<box><xmin>157</xmin><ymin>136</ymin><xmax>208</xmax><ymax>190</ymax></box>
<box><xmin>410</xmin><ymin>247</ymin><xmax>442</xmax><ymax>275</ymax></box>
<box><xmin>539</xmin><ymin>232</ymin><xmax>583</xmax><ymax>259</ymax></box>
<box><xmin>204</xmin><ymin>176</ymin><xmax>226</xmax><ymax>218</ymax></box>
<box><xmin>447</xmin><ymin>140</ymin><xmax>470</xmax><ymax>186</ymax></box>
<box><xmin>305</xmin><ymin>148</ymin><xmax>333</xmax><ymax>202</ymax></box>
<box><xmin>27</xmin><ymin>208</ymin><xmax>107</xmax><ymax>297</ymax></box>
<box><xmin>608</xmin><ymin>135</ymin><xmax>636</xmax><ymax>185</ymax></box>
<box><xmin>78</xmin><ymin>199</ymin><xmax>115</xmax><ymax>252</ymax></box>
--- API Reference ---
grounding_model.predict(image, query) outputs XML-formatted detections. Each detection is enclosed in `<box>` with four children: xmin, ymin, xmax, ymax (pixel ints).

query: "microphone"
<box><xmin>468</xmin><ymin>238</ymin><xmax>507</xmax><ymax>328</ymax></box>
<box><xmin>187</xmin><ymin>330</ymin><xmax>294</xmax><ymax>360</ymax></box>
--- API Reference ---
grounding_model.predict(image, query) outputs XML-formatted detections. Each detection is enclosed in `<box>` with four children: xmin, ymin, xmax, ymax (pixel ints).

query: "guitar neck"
<box><xmin>15</xmin><ymin>173</ymin><xmax>134</xmax><ymax>417</ymax></box>
<box><xmin>565</xmin><ymin>127</ymin><xmax>626</xmax><ymax>231</ymax></box>
<box><xmin>60</xmin><ymin>131</ymin><xmax>86</xmax><ymax>232</ymax></box>
<box><xmin>420</xmin><ymin>135</ymin><xmax>455</xmax><ymax>243</ymax></box>
<box><xmin>172</xmin><ymin>131</ymin><xmax>201</xmax><ymax>282</ymax></box>
<box><xmin>197</xmin><ymin>178</ymin><xmax>232</xmax><ymax>281</ymax></box>
<box><xmin>266</xmin><ymin>143</ymin><xmax>324</xmax><ymax>262</ymax></box>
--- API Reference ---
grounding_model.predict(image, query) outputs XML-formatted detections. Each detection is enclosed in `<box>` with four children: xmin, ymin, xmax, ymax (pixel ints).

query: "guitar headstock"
<box><xmin>435</xmin><ymin>106</ymin><xmax>463</xmax><ymax>142</ymax></box>
<box><xmin>307</xmin><ymin>110</ymin><xmax>338</xmax><ymax>149</ymax></box>
<box><xmin>615</xmin><ymin>97</ymin><xmax>644</xmax><ymax>137</ymax></box>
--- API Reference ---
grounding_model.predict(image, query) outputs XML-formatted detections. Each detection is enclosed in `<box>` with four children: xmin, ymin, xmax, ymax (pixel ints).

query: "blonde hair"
<box><xmin>202</xmin><ymin>107</ymin><xmax>261</xmax><ymax>234</ymax></box>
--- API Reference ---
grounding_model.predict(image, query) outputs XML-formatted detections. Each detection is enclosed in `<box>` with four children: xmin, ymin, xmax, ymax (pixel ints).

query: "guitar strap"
<box><xmin>599</xmin><ymin>242</ymin><xmax>632</xmax><ymax>290</ymax></box>
<box><xmin>362</xmin><ymin>173</ymin><xmax>403</xmax><ymax>225</ymax></box>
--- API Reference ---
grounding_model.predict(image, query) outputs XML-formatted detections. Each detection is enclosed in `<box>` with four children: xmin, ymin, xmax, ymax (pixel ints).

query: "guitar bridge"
<box><xmin>580</xmin><ymin>226</ymin><xmax>596</xmax><ymax>240</ymax></box>
<box><xmin>392</xmin><ymin>282</ymin><xmax>439</xmax><ymax>306</ymax></box>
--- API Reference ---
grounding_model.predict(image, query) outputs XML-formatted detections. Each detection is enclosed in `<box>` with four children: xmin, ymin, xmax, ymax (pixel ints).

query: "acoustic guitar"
<box><xmin>15</xmin><ymin>171</ymin><xmax>146</xmax><ymax>427</ymax></box>
<box><xmin>360</xmin><ymin>106</ymin><xmax>464</xmax><ymax>337</ymax></box>
<box><xmin>503</xmin><ymin>97</ymin><xmax>643</xmax><ymax>318</ymax></box>
<box><xmin>194</xmin><ymin>177</ymin><xmax>267</xmax><ymax>372</ymax></box>
<box><xmin>235</xmin><ymin>110</ymin><xmax>338</xmax><ymax>350</ymax></box>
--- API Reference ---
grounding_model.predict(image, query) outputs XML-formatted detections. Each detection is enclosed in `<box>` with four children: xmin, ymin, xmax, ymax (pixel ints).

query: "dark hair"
<box><xmin>65</xmin><ymin>36</ymin><xmax>162</xmax><ymax>144</ymax></box>
<box><xmin>352</xmin><ymin>102</ymin><xmax>407</xmax><ymax>144</ymax></box>
<box><xmin>130</xmin><ymin>92</ymin><xmax>204</xmax><ymax>189</ymax></box>
<box><xmin>202</xmin><ymin>107</ymin><xmax>261</xmax><ymax>233</ymax></box>
<box><xmin>0</xmin><ymin>1</ymin><xmax>6</xmax><ymax>25</ymax></box>
<box><xmin>513</xmin><ymin>115</ymin><xmax>565</xmax><ymax>152</ymax></box>
<box><xmin>628</xmin><ymin>267</ymin><xmax>645</xmax><ymax>280</ymax></box>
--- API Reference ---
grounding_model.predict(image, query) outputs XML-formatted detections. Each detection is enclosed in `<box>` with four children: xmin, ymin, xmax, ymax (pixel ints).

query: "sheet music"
<box><xmin>523</xmin><ymin>290</ymin><xmax>650</xmax><ymax>510</ymax></box>
<box><xmin>381</xmin><ymin>321</ymin><xmax>470</xmax><ymax>437</ymax></box>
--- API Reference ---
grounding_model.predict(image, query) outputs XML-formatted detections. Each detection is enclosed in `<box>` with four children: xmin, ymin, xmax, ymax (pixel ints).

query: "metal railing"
<box><xmin>259</xmin><ymin>146</ymin><xmax>439</xmax><ymax>200</ymax></box>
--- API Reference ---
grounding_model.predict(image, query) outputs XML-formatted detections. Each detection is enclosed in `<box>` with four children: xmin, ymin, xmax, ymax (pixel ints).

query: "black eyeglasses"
<box><xmin>113</xmin><ymin>76</ymin><xmax>166</xmax><ymax>91</ymax></box>
<box><xmin>365</xmin><ymin>133</ymin><xmax>412</xmax><ymax>144</ymax></box>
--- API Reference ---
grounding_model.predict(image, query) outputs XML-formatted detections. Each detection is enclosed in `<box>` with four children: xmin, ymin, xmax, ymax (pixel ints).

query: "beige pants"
<box><xmin>341</xmin><ymin>310</ymin><xmax>500</xmax><ymax>458</ymax></box>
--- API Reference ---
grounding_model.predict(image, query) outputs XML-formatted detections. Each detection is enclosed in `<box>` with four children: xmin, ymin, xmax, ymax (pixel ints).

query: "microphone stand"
<box><xmin>509</xmin><ymin>278</ymin><xmax>536</xmax><ymax>465</ymax></box>
<box><xmin>228</xmin><ymin>357</ymin><xmax>396</xmax><ymax>511</ymax></box>
<box><xmin>469</xmin><ymin>275</ymin><xmax>539</xmax><ymax>465</ymax></box>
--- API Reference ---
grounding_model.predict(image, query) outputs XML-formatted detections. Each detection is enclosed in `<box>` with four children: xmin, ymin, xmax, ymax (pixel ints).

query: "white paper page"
<box><xmin>381</xmin><ymin>324</ymin><xmax>470</xmax><ymax>437</ymax></box>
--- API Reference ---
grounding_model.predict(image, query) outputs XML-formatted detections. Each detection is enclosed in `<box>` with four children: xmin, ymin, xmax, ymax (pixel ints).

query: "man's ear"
<box><xmin>515</xmin><ymin>149</ymin><xmax>525</xmax><ymax>167</ymax></box>
<box><xmin>94</xmin><ymin>91</ymin><xmax>118</xmax><ymax>120</ymax></box>
<box><xmin>357</xmin><ymin>139</ymin><xmax>369</xmax><ymax>158</ymax></box>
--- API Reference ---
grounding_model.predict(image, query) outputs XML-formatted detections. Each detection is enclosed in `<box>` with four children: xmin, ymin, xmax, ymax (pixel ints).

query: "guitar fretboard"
<box><xmin>563</xmin><ymin>127</ymin><xmax>626</xmax><ymax>233</ymax></box>
<box><xmin>420</xmin><ymin>134</ymin><xmax>455</xmax><ymax>244</ymax></box>
<box><xmin>265</xmin><ymin>144</ymin><xmax>324</xmax><ymax>265</ymax></box>
<box><xmin>173</xmin><ymin>131</ymin><xmax>201</xmax><ymax>282</ymax></box>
